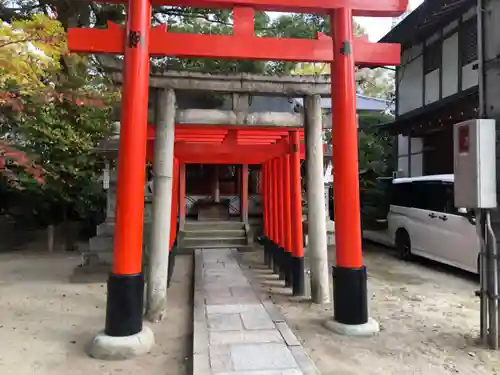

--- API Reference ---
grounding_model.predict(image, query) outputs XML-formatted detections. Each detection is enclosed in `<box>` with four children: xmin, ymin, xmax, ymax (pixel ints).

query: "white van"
<box><xmin>364</xmin><ymin>174</ymin><xmax>480</xmax><ymax>274</ymax></box>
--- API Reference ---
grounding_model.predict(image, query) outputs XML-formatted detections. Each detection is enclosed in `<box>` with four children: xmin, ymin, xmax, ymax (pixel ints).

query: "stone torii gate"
<box><xmin>67</xmin><ymin>0</ymin><xmax>406</xmax><ymax>360</ymax></box>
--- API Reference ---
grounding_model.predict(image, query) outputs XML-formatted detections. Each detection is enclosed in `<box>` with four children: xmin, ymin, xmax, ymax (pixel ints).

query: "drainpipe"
<box><xmin>478</xmin><ymin>0</ymin><xmax>486</xmax><ymax>119</ymax></box>
<box><xmin>476</xmin><ymin>0</ymin><xmax>499</xmax><ymax>349</ymax></box>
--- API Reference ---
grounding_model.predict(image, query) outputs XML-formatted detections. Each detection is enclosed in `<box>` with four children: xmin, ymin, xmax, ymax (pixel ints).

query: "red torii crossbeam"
<box><xmin>68</xmin><ymin>22</ymin><xmax>399</xmax><ymax>65</ymax></box>
<box><xmin>68</xmin><ymin>7</ymin><xmax>401</xmax><ymax>66</ymax></box>
<box><xmin>145</xmin><ymin>125</ymin><xmax>311</xmax><ymax>164</ymax></box>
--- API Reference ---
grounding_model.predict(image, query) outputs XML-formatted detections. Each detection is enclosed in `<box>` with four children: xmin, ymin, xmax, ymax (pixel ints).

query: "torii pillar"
<box><xmin>324</xmin><ymin>8</ymin><xmax>379</xmax><ymax>336</ymax></box>
<box><xmin>88</xmin><ymin>0</ymin><xmax>154</xmax><ymax>360</ymax></box>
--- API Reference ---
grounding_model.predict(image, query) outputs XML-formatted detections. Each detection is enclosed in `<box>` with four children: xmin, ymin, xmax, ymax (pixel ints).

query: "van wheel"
<box><xmin>396</xmin><ymin>229</ymin><xmax>412</xmax><ymax>261</ymax></box>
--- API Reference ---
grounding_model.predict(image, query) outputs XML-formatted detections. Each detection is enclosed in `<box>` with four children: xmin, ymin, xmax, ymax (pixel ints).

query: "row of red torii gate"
<box><xmin>67</xmin><ymin>0</ymin><xmax>407</xmax><ymax>360</ymax></box>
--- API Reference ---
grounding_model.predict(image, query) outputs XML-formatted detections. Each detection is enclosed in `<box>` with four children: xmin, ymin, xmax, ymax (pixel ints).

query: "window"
<box><xmin>391</xmin><ymin>182</ymin><xmax>416</xmax><ymax>207</ymax></box>
<box><xmin>460</xmin><ymin>18</ymin><xmax>478</xmax><ymax>66</ymax></box>
<box><xmin>414</xmin><ymin>181</ymin><xmax>447</xmax><ymax>212</ymax></box>
<box><xmin>424</xmin><ymin>42</ymin><xmax>442</xmax><ymax>74</ymax></box>
<box><xmin>391</xmin><ymin>181</ymin><xmax>449</xmax><ymax>212</ymax></box>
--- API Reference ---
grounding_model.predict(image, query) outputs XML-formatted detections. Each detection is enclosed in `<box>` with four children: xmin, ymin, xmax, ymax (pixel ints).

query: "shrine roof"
<box><xmin>380</xmin><ymin>0</ymin><xmax>475</xmax><ymax>48</ymax></box>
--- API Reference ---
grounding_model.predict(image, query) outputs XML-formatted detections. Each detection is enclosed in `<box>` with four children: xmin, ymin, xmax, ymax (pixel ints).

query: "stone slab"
<box><xmin>289</xmin><ymin>346</ymin><xmax>322</xmax><ymax>375</ymax></box>
<box><xmin>204</xmin><ymin>288</ymin><xmax>233</xmax><ymax>299</ymax></box>
<box><xmin>209</xmin><ymin>330</ymin><xmax>283</xmax><ymax>345</ymax></box>
<box><xmin>210</xmin><ymin>345</ymin><xmax>234</xmax><ymax>373</ymax></box>
<box><xmin>276</xmin><ymin>322</ymin><xmax>301</xmax><ymax>347</ymax></box>
<box><xmin>193</xmin><ymin>353</ymin><xmax>211</xmax><ymax>375</ymax></box>
<box><xmin>206</xmin><ymin>294</ymin><xmax>260</xmax><ymax>305</ymax></box>
<box><xmin>230</xmin><ymin>286</ymin><xmax>256</xmax><ymax>297</ymax></box>
<box><xmin>193</xmin><ymin>248</ymin><xmax>321</xmax><ymax>375</ymax></box>
<box><xmin>208</xmin><ymin>313</ymin><xmax>244</xmax><ymax>331</ymax></box>
<box><xmin>213</xmin><ymin>370</ymin><xmax>303</xmax><ymax>375</ymax></box>
<box><xmin>262</xmin><ymin>300</ymin><xmax>286</xmax><ymax>323</ymax></box>
<box><xmin>230</xmin><ymin>343</ymin><xmax>298</xmax><ymax>371</ymax></box>
<box><xmin>206</xmin><ymin>304</ymin><xmax>265</xmax><ymax>315</ymax></box>
<box><xmin>240</xmin><ymin>309</ymin><xmax>275</xmax><ymax>330</ymax></box>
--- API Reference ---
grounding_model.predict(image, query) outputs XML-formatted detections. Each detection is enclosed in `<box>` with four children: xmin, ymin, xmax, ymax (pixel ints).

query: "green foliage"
<box><xmin>1</xmin><ymin>87</ymin><xmax>115</xmax><ymax>227</ymax></box>
<box><xmin>0</xmin><ymin>14</ymin><xmax>117</xmax><ymax>229</ymax></box>
<box><xmin>0</xmin><ymin>14</ymin><xmax>65</xmax><ymax>94</ymax></box>
<box><xmin>324</xmin><ymin>111</ymin><xmax>395</xmax><ymax>227</ymax></box>
<box><xmin>358</xmin><ymin>124</ymin><xmax>395</xmax><ymax>229</ymax></box>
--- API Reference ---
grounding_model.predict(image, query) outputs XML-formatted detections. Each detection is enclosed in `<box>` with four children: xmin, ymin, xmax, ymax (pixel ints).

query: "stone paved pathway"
<box><xmin>193</xmin><ymin>248</ymin><xmax>320</xmax><ymax>375</ymax></box>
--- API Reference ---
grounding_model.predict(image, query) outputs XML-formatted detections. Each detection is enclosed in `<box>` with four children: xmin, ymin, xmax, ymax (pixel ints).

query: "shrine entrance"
<box><xmin>68</xmin><ymin>0</ymin><xmax>406</xmax><ymax>361</ymax></box>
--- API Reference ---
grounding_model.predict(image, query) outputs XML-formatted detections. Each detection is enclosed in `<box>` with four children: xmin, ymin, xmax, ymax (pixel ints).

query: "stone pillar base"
<box><xmin>323</xmin><ymin>317</ymin><xmax>379</xmax><ymax>337</ymax></box>
<box><xmin>88</xmin><ymin>326</ymin><xmax>154</xmax><ymax>360</ymax></box>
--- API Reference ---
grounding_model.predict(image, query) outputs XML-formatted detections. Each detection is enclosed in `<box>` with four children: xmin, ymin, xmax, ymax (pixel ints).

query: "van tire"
<box><xmin>396</xmin><ymin>229</ymin><xmax>412</xmax><ymax>261</ymax></box>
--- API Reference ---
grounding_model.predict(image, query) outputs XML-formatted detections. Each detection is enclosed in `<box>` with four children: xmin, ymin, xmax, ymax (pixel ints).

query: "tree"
<box><xmin>0</xmin><ymin>14</ymin><xmax>116</xmax><ymax>230</ymax></box>
<box><xmin>0</xmin><ymin>14</ymin><xmax>64</xmax><ymax>95</ymax></box>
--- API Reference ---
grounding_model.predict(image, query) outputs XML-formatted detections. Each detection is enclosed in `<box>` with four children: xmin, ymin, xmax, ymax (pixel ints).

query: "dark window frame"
<box><xmin>460</xmin><ymin>18</ymin><xmax>478</xmax><ymax>66</ymax></box>
<box><xmin>424</xmin><ymin>40</ymin><xmax>442</xmax><ymax>75</ymax></box>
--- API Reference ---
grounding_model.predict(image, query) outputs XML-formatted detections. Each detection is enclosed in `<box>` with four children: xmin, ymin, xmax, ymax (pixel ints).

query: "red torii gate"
<box><xmin>68</xmin><ymin>0</ymin><xmax>406</xmax><ymax>353</ymax></box>
<box><xmin>145</xmin><ymin>124</ymin><xmax>309</xmax><ymax>164</ymax></box>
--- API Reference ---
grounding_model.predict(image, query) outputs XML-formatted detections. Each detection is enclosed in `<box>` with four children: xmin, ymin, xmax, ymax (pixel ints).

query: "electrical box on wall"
<box><xmin>453</xmin><ymin>119</ymin><xmax>497</xmax><ymax>209</ymax></box>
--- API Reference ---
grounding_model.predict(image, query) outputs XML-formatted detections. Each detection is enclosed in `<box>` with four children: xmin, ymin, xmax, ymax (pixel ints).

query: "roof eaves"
<box><xmin>379</xmin><ymin>0</ymin><xmax>475</xmax><ymax>46</ymax></box>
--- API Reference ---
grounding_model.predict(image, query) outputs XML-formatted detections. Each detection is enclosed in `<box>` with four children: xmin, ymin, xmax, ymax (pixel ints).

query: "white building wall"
<box><xmin>398</xmin><ymin>55</ymin><xmax>423</xmax><ymax>115</ymax></box>
<box><xmin>425</xmin><ymin>69</ymin><xmax>440</xmax><ymax>105</ymax></box>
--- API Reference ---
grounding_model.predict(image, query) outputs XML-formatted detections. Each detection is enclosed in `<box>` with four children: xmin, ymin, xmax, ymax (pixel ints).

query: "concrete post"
<box><xmin>179</xmin><ymin>163</ymin><xmax>186</xmax><ymax>229</ymax></box>
<box><xmin>324</xmin><ymin>184</ymin><xmax>330</xmax><ymax>221</ymax></box>
<box><xmin>146</xmin><ymin>89</ymin><xmax>176</xmax><ymax>322</ymax></box>
<box><xmin>241</xmin><ymin>164</ymin><xmax>249</xmax><ymax>224</ymax></box>
<box><xmin>213</xmin><ymin>166</ymin><xmax>220</xmax><ymax>203</ymax></box>
<box><xmin>304</xmin><ymin>95</ymin><xmax>330</xmax><ymax>304</ymax></box>
<box><xmin>106</xmin><ymin>168</ymin><xmax>117</xmax><ymax>223</ymax></box>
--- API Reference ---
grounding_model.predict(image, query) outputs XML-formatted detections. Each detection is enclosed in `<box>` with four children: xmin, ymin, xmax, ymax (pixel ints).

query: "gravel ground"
<box><xmin>0</xmin><ymin>251</ymin><xmax>192</xmax><ymax>375</ymax></box>
<box><xmin>239</xmin><ymin>242</ymin><xmax>500</xmax><ymax>375</ymax></box>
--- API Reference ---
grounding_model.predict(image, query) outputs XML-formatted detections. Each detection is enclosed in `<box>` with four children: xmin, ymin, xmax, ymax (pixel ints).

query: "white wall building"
<box><xmin>381</xmin><ymin>0</ymin><xmax>479</xmax><ymax>177</ymax></box>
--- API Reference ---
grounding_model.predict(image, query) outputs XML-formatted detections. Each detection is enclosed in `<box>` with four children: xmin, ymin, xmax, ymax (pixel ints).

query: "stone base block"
<box><xmin>323</xmin><ymin>317</ymin><xmax>379</xmax><ymax>337</ymax></box>
<box><xmin>89</xmin><ymin>235</ymin><xmax>114</xmax><ymax>252</ymax></box>
<box><xmin>97</xmin><ymin>221</ymin><xmax>115</xmax><ymax>236</ymax></box>
<box><xmin>88</xmin><ymin>326</ymin><xmax>155</xmax><ymax>360</ymax></box>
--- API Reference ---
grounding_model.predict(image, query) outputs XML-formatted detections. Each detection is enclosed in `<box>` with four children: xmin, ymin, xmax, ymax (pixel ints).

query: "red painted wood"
<box><xmin>263</xmin><ymin>163</ymin><xmax>269</xmax><ymax>238</ymax></box>
<box><xmin>112</xmin><ymin>0</ymin><xmax>152</xmax><ymax>276</ymax></box>
<box><xmin>282</xmin><ymin>149</ymin><xmax>292</xmax><ymax>253</ymax></box>
<box><xmin>68</xmin><ymin>23</ymin><xmax>400</xmax><ymax>66</ymax></box>
<box><xmin>277</xmin><ymin>155</ymin><xmax>285</xmax><ymax>249</ymax></box>
<box><xmin>331</xmin><ymin>9</ymin><xmax>363</xmax><ymax>268</ymax></box>
<box><xmin>289</xmin><ymin>130</ymin><xmax>304</xmax><ymax>258</ymax></box>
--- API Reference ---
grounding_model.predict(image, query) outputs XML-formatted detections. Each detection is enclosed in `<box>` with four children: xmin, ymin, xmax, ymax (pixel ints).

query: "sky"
<box><xmin>355</xmin><ymin>0</ymin><xmax>425</xmax><ymax>41</ymax></box>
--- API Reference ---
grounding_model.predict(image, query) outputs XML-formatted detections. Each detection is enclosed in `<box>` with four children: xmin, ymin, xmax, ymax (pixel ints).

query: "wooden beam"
<box><xmin>68</xmin><ymin>23</ymin><xmax>401</xmax><ymax>66</ymax></box>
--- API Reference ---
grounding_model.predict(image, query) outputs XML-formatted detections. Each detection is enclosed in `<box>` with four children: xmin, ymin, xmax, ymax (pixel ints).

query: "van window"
<box><xmin>391</xmin><ymin>181</ymin><xmax>450</xmax><ymax>212</ymax></box>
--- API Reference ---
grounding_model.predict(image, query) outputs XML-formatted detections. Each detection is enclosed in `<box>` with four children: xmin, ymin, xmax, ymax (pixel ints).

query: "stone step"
<box><xmin>184</xmin><ymin>221</ymin><xmax>245</xmax><ymax>231</ymax></box>
<box><xmin>182</xmin><ymin>229</ymin><xmax>246</xmax><ymax>239</ymax></box>
<box><xmin>181</xmin><ymin>243</ymin><xmax>247</xmax><ymax>250</ymax></box>
<box><xmin>182</xmin><ymin>236</ymin><xmax>247</xmax><ymax>248</ymax></box>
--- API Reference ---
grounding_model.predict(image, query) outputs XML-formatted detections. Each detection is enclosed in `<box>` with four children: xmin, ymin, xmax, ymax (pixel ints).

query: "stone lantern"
<box><xmin>82</xmin><ymin>122</ymin><xmax>153</xmax><ymax>267</ymax></box>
